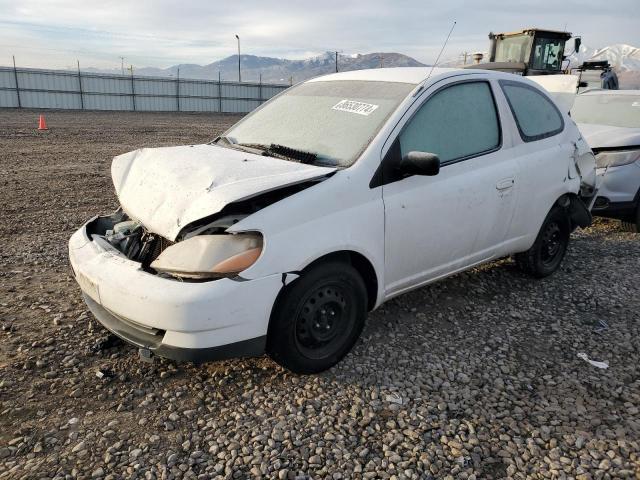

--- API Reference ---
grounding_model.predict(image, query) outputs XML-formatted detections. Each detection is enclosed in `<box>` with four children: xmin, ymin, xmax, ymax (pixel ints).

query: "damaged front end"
<box><xmin>87</xmin><ymin>210</ymin><xmax>262</xmax><ymax>281</ymax></box>
<box><xmin>88</xmin><ymin>176</ymin><xmax>329</xmax><ymax>281</ymax></box>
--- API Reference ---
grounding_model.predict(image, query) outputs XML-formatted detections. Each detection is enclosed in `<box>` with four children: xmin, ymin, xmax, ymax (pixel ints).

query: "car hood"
<box><xmin>576</xmin><ymin>123</ymin><xmax>640</xmax><ymax>150</ymax></box>
<box><xmin>112</xmin><ymin>144</ymin><xmax>336</xmax><ymax>241</ymax></box>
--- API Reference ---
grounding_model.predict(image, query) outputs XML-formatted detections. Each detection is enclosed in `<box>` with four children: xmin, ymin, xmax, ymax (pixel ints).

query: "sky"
<box><xmin>1</xmin><ymin>0</ymin><xmax>638</xmax><ymax>70</ymax></box>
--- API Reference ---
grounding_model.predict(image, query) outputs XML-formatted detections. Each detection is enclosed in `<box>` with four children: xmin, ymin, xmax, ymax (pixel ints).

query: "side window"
<box><xmin>500</xmin><ymin>80</ymin><xmax>564</xmax><ymax>141</ymax></box>
<box><xmin>399</xmin><ymin>81</ymin><xmax>501</xmax><ymax>164</ymax></box>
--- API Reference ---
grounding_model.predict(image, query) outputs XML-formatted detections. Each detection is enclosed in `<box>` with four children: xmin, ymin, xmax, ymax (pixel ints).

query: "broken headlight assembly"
<box><xmin>149</xmin><ymin>233</ymin><xmax>262</xmax><ymax>280</ymax></box>
<box><xmin>596</xmin><ymin>150</ymin><xmax>640</xmax><ymax>168</ymax></box>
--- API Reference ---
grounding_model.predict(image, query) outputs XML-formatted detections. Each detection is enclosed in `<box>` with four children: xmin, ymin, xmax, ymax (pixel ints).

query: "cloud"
<box><xmin>0</xmin><ymin>0</ymin><xmax>638</xmax><ymax>69</ymax></box>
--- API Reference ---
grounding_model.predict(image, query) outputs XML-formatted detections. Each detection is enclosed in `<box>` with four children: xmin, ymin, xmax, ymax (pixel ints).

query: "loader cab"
<box><xmin>468</xmin><ymin>28</ymin><xmax>575</xmax><ymax>76</ymax></box>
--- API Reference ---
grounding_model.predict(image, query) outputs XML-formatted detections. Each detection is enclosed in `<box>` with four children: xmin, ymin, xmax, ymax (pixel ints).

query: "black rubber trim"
<box><xmin>569</xmin><ymin>196</ymin><xmax>593</xmax><ymax>228</ymax></box>
<box><xmin>83</xmin><ymin>294</ymin><xmax>266</xmax><ymax>363</ymax></box>
<box><xmin>591</xmin><ymin>200</ymin><xmax>637</xmax><ymax>219</ymax></box>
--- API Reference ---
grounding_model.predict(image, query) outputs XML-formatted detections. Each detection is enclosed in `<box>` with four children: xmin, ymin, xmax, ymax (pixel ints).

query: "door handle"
<box><xmin>496</xmin><ymin>178</ymin><xmax>515</xmax><ymax>191</ymax></box>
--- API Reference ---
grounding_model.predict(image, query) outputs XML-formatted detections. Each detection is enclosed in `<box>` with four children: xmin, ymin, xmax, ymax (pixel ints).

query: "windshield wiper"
<box><xmin>215</xmin><ymin>139</ymin><xmax>319</xmax><ymax>165</ymax></box>
<box><xmin>260</xmin><ymin>144</ymin><xmax>318</xmax><ymax>164</ymax></box>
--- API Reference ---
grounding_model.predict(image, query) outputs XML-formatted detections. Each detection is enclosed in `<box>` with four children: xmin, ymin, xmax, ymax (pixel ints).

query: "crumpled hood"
<box><xmin>576</xmin><ymin>123</ymin><xmax>640</xmax><ymax>150</ymax></box>
<box><xmin>112</xmin><ymin>144</ymin><xmax>335</xmax><ymax>241</ymax></box>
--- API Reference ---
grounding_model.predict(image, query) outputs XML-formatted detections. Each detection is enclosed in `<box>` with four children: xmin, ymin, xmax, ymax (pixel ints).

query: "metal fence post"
<box><xmin>77</xmin><ymin>60</ymin><xmax>84</xmax><ymax>110</ymax></box>
<box><xmin>130</xmin><ymin>67</ymin><xmax>136</xmax><ymax>111</ymax></box>
<box><xmin>12</xmin><ymin>56</ymin><xmax>21</xmax><ymax>108</ymax></box>
<box><xmin>218</xmin><ymin>71</ymin><xmax>223</xmax><ymax>113</ymax></box>
<box><xmin>176</xmin><ymin>67</ymin><xmax>180</xmax><ymax>112</ymax></box>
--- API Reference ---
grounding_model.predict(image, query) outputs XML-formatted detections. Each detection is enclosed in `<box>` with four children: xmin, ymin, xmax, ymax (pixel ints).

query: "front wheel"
<box><xmin>266</xmin><ymin>261</ymin><xmax>367</xmax><ymax>374</ymax></box>
<box><xmin>515</xmin><ymin>206</ymin><xmax>571</xmax><ymax>278</ymax></box>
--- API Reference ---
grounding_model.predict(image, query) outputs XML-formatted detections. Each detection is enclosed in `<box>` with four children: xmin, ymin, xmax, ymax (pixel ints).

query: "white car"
<box><xmin>572</xmin><ymin>90</ymin><xmax>640</xmax><ymax>232</ymax></box>
<box><xmin>69</xmin><ymin>68</ymin><xmax>596</xmax><ymax>373</ymax></box>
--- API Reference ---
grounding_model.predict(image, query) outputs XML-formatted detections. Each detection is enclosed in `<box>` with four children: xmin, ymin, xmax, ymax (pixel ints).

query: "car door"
<box><xmin>380</xmin><ymin>78</ymin><xmax>520</xmax><ymax>296</ymax></box>
<box><xmin>496</xmin><ymin>80</ymin><xmax>570</xmax><ymax>245</ymax></box>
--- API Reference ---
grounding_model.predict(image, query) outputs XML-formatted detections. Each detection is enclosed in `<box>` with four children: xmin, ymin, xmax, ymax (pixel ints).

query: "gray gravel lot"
<box><xmin>0</xmin><ymin>109</ymin><xmax>639</xmax><ymax>479</ymax></box>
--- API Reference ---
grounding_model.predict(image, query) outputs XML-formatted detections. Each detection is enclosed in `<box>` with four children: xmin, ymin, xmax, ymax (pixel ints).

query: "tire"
<box><xmin>515</xmin><ymin>206</ymin><xmax>571</xmax><ymax>278</ymax></box>
<box><xmin>266</xmin><ymin>261</ymin><xmax>367</xmax><ymax>374</ymax></box>
<box><xmin>621</xmin><ymin>203</ymin><xmax>640</xmax><ymax>233</ymax></box>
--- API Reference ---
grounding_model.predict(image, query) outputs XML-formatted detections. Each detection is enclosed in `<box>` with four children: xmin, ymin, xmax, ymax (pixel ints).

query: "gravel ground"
<box><xmin>0</xmin><ymin>109</ymin><xmax>639</xmax><ymax>480</ymax></box>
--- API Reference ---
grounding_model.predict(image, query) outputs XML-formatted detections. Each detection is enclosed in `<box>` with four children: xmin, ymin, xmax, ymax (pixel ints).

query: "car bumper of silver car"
<box><xmin>592</xmin><ymin>164</ymin><xmax>640</xmax><ymax>220</ymax></box>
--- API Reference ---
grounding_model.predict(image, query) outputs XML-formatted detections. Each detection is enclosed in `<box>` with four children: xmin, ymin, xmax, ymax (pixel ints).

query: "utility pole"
<box><xmin>335</xmin><ymin>51</ymin><xmax>338</xmax><ymax>72</ymax></box>
<box><xmin>235</xmin><ymin>34</ymin><xmax>241</xmax><ymax>82</ymax></box>
<box><xmin>461</xmin><ymin>51</ymin><xmax>469</xmax><ymax>65</ymax></box>
<box><xmin>119</xmin><ymin>56</ymin><xmax>125</xmax><ymax>75</ymax></box>
<box><xmin>379</xmin><ymin>54</ymin><xmax>384</xmax><ymax>68</ymax></box>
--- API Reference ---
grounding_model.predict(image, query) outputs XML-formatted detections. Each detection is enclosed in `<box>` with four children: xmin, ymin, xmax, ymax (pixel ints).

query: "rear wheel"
<box><xmin>515</xmin><ymin>206</ymin><xmax>571</xmax><ymax>278</ymax></box>
<box><xmin>621</xmin><ymin>203</ymin><xmax>640</xmax><ymax>233</ymax></box>
<box><xmin>267</xmin><ymin>261</ymin><xmax>367</xmax><ymax>374</ymax></box>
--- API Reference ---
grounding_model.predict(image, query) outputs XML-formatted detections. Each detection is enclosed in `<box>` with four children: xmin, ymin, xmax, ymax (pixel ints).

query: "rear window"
<box><xmin>500</xmin><ymin>80</ymin><xmax>564</xmax><ymax>141</ymax></box>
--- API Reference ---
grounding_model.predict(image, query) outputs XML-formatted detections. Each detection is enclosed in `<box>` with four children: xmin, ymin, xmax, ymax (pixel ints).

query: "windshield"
<box><xmin>494</xmin><ymin>34</ymin><xmax>531</xmax><ymax>63</ymax></box>
<box><xmin>220</xmin><ymin>80</ymin><xmax>415</xmax><ymax>167</ymax></box>
<box><xmin>571</xmin><ymin>93</ymin><xmax>640</xmax><ymax>128</ymax></box>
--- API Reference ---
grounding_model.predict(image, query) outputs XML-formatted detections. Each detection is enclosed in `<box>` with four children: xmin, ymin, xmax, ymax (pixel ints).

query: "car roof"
<box><xmin>306</xmin><ymin>67</ymin><xmax>478</xmax><ymax>85</ymax></box>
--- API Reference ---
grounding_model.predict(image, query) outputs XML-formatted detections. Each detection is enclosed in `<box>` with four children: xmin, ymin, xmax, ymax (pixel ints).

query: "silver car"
<box><xmin>573</xmin><ymin>90</ymin><xmax>640</xmax><ymax>231</ymax></box>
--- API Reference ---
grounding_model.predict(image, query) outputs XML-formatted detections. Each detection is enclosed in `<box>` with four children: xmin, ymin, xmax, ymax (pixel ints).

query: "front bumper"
<box><xmin>69</xmin><ymin>218</ymin><xmax>283</xmax><ymax>362</ymax></box>
<box><xmin>592</xmin><ymin>164</ymin><xmax>640</xmax><ymax>219</ymax></box>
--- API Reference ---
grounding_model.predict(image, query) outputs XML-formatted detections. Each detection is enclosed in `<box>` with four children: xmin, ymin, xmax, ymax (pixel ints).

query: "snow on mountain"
<box><xmin>567</xmin><ymin>44</ymin><xmax>640</xmax><ymax>72</ymax></box>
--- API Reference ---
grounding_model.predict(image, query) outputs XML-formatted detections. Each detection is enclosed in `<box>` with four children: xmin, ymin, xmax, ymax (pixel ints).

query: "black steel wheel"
<box><xmin>540</xmin><ymin>221</ymin><xmax>563</xmax><ymax>268</ymax></box>
<box><xmin>267</xmin><ymin>261</ymin><xmax>367</xmax><ymax>374</ymax></box>
<box><xmin>515</xmin><ymin>206</ymin><xmax>570</xmax><ymax>278</ymax></box>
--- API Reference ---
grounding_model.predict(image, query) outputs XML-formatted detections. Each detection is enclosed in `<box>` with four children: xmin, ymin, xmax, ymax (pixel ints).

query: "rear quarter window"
<box><xmin>500</xmin><ymin>80</ymin><xmax>564</xmax><ymax>142</ymax></box>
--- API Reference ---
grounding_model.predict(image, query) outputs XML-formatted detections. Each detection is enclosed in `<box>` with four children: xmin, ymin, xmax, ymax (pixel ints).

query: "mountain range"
<box><xmin>82</xmin><ymin>52</ymin><xmax>426</xmax><ymax>84</ymax></box>
<box><xmin>77</xmin><ymin>44</ymin><xmax>640</xmax><ymax>88</ymax></box>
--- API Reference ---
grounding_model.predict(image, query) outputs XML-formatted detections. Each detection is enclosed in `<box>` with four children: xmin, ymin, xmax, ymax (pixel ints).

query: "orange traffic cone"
<box><xmin>38</xmin><ymin>114</ymin><xmax>48</xmax><ymax>131</ymax></box>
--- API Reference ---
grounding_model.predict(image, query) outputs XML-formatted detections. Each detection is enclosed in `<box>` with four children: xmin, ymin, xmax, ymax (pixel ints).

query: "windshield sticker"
<box><xmin>332</xmin><ymin>99</ymin><xmax>379</xmax><ymax>116</ymax></box>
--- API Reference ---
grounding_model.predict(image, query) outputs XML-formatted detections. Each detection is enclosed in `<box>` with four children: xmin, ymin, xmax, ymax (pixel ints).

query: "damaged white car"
<box><xmin>69</xmin><ymin>68</ymin><xmax>596</xmax><ymax>373</ymax></box>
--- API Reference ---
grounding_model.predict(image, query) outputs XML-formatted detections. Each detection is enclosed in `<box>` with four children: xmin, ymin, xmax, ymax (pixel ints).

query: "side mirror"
<box><xmin>399</xmin><ymin>151</ymin><xmax>440</xmax><ymax>176</ymax></box>
<box><xmin>574</xmin><ymin>37</ymin><xmax>581</xmax><ymax>53</ymax></box>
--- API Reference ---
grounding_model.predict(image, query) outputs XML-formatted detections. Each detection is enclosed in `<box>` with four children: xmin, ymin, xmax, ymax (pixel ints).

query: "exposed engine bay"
<box><xmin>86</xmin><ymin>210</ymin><xmax>172</xmax><ymax>268</ymax></box>
<box><xmin>85</xmin><ymin>178</ymin><xmax>323</xmax><ymax>274</ymax></box>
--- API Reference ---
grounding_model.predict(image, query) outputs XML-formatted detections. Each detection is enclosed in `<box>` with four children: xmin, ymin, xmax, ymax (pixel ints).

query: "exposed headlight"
<box><xmin>150</xmin><ymin>233</ymin><xmax>262</xmax><ymax>279</ymax></box>
<box><xmin>595</xmin><ymin>150</ymin><xmax>640</xmax><ymax>168</ymax></box>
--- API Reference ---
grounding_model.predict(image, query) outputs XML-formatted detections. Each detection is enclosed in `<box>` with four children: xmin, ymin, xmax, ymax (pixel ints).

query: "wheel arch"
<box><xmin>299</xmin><ymin>250</ymin><xmax>379</xmax><ymax>311</ymax></box>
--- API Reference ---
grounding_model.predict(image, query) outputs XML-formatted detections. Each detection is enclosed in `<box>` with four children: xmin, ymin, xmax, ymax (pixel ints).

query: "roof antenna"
<box><xmin>427</xmin><ymin>21</ymin><xmax>457</xmax><ymax>80</ymax></box>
